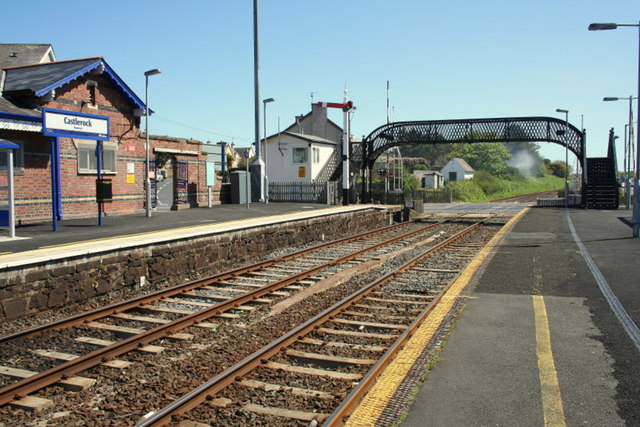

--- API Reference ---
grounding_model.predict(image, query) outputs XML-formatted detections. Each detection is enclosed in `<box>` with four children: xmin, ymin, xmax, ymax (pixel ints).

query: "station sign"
<box><xmin>42</xmin><ymin>108</ymin><xmax>110</xmax><ymax>141</ymax></box>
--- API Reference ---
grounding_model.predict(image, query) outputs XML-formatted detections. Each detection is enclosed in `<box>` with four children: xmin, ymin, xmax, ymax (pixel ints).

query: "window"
<box><xmin>448</xmin><ymin>171</ymin><xmax>457</xmax><ymax>182</ymax></box>
<box><xmin>0</xmin><ymin>140</ymin><xmax>24</xmax><ymax>170</ymax></box>
<box><xmin>313</xmin><ymin>147</ymin><xmax>320</xmax><ymax>163</ymax></box>
<box><xmin>77</xmin><ymin>140</ymin><xmax>117</xmax><ymax>174</ymax></box>
<box><xmin>87</xmin><ymin>80</ymin><xmax>98</xmax><ymax>107</ymax></box>
<box><xmin>293</xmin><ymin>147</ymin><xmax>308</xmax><ymax>164</ymax></box>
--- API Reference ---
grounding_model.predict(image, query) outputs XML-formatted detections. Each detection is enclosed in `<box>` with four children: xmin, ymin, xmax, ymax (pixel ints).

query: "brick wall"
<box><xmin>0</xmin><ymin>209</ymin><xmax>392</xmax><ymax>320</ymax></box>
<box><xmin>3</xmin><ymin>74</ymin><xmax>215</xmax><ymax>223</ymax></box>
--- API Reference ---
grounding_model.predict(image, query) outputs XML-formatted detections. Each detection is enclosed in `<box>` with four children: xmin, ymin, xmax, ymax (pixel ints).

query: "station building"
<box><xmin>264</xmin><ymin>103</ymin><xmax>343</xmax><ymax>183</ymax></box>
<box><xmin>0</xmin><ymin>44</ymin><xmax>222</xmax><ymax>225</ymax></box>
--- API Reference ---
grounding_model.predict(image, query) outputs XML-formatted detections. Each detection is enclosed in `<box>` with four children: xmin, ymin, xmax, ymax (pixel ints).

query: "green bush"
<box><xmin>447</xmin><ymin>180</ymin><xmax>487</xmax><ymax>202</ymax></box>
<box><xmin>446</xmin><ymin>173</ymin><xmax>564</xmax><ymax>202</ymax></box>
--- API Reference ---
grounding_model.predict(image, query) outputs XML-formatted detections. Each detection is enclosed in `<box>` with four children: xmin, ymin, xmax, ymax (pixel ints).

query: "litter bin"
<box><xmin>96</xmin><ymin>179</ymin><xmax>113</xmax><ymax>203</ymax></box>
<box><xmin>230</xmin><ymin>171</ymin><xmax>251</xmax><ymax>204</ymax></box>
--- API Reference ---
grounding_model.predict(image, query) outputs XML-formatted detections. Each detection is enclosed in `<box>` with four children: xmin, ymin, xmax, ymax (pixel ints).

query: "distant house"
<box><xmin>264</xmin><ymin>103</ymin><xmax>343</xmax><ymax>183</ymax></box>
<box><xmin>221</xmin><ymin>143</ymin><xmax>255</xmax><ymax>169</ymax></box>
<box><xmin>413</xmin><ymin>170</ymin><xmax>444</xmax><ymax>189</ymax></box>
<box><xmin>0</xmin><ymin>43</ymin><xmax>56</xmax><ymax>68</ymax></box>
<box><xmin>441</xmin><ymin>157</ymin><xmax>474</xmax><ymax>183</ymax></box>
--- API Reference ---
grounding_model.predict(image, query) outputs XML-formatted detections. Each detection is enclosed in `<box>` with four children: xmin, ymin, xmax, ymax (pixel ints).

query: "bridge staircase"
<box><xmin>315</xmin><ymin>148</ymin><xmax>342</xmax><ymax>183</ymax></box>
<box><xmin>585</xmin><ymin>130</ymin><xmax>619</xmax><ymax>209</ymax></box>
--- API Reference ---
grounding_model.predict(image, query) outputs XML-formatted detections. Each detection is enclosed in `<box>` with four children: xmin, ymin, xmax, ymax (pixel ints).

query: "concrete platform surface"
<box><xmin>403</xmin><ymin>207</ymin><xmax>640</xmax><ymax>426</ymax></box>
<box><xmin>0</xmin><ymin>203</ymin><xmax>369</xmax><ymax>255</ymax></box>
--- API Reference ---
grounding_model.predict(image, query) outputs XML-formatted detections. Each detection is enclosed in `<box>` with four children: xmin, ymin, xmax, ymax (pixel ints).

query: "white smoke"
<box><xmin>507</xmin><ymin>150</ymin><xmax>537</xmax><ymax>178</ymax></box>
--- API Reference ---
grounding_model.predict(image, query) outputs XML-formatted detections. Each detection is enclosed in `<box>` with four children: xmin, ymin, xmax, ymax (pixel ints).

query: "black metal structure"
<box><xmin>356</xmin><ymin>116</ymin><xmax>586</xmax><ymax>202</ymax></box>
<box><xmin>585</xmin><ymin>129</ymin><xmax>619</xmax><ymax>209</ymax></box>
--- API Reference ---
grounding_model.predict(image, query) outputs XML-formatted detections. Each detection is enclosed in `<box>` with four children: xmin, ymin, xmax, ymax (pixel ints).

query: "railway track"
<box><xmin>489</xmin><ymin>190</ymin><xmax>559</xmax><ymax>203</ymax></box>
<box><xmin>0</xmin><ymin>217</ymin><xmax>474</xmax><ymax>414</ymax></box>
<box><xmin>134</xmin><ymin>217</ymin><xmax>501</xmax><ymax>426</ymax></box>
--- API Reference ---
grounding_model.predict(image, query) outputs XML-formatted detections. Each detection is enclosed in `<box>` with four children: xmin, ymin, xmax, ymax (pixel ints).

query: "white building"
<box><xmin>264</xmin><ymin>104</ymin><xmax>342</xmax><ymax>183</ymax></box>
<box><xmin>413</xmin><ymin>170</ymin><xmax>444</xmax><ymax>189</ymax></box>
<box><xmin>441</xmin><ymin>157</ymin><xmax>474</xmax><ymax>183</ymax></box>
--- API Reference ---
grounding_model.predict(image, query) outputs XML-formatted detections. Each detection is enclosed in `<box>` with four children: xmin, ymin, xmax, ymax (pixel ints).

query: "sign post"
<box><xmin>0</xmin><ymin>141</ymin><xmax>19</xmax><ymax>238</ymax></box>
<box><xmin>43</xmin><ymin>109</ymin><xmax>110</xmax><ymax>228</ymax></box>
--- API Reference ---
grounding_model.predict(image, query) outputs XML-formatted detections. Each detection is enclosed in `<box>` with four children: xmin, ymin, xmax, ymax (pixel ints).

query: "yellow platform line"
<box><xmin>533</xmin><ymin>295</ymin><xmax>567</xmax><ymax>426</ymax></box>
<box><xmin>345</xmin><ymin>207</ymin><xmax>530</xmax><ymax>426</ymax></box>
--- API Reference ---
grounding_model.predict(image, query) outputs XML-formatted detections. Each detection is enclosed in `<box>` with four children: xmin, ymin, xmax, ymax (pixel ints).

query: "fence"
<box><xmin>269</xmin><ymin>181</ymin><xmax>340</xmax><ymax>204</ymax></box>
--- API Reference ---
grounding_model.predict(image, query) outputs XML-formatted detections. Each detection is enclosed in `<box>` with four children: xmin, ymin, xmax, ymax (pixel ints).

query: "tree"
<box><xmin>403</xmin><ymin>167</ymin><xmax>420</xmax><ymax>190</ymax></box>
<box><xmin>401</xmin><ymin>143</ymin><xmax>452</xmax><ymax>168</ymax></box>
<box><xmin>546</xmin><ymin>161</ymin><xmax>571</xmax><ymax>178</ymax></box>
<box><xmin>448</xmin><ymin>142</ymin><xmax>512</xmax><ymax>177</ymax></box>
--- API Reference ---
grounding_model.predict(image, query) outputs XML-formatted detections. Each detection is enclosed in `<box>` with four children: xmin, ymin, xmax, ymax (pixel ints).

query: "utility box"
<box><xmin>230</xmin><ymin>171</ymin><xmax>251</xmax><ymax>204</ymax></box>
<box><xmin>96</xmin><ymin>179</ymin><xmax>113</xmax><ymax>203</ymax></box>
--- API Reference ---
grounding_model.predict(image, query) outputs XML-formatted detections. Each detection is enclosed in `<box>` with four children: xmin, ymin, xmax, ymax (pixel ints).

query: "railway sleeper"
<box><xmin>351</xmin><ymin>303</ymin><xmax>422</xmax><ymax>314</ymax></box>
<box><xmin>74</xmin><ymin>337</ymin><xmax>164</xmax><ymax>355</ymax></box>
<box><xmin>284</xmin><ymin>349</ymin><xmax>376</xmax><ymax>369</ymax></box>
<box><xmin>297</xmin><ymin>337</ymin><xmax>386</xmax><ymax>353</ymax></box>
<box><xmin>340</xmin><ymin>310</ymin><xmax>411</xmax><ymax>323</ymax></box>
<box><xmin>181</xmin><ymin>291</ymin><xmax>273</xmax><ymax>305</ymax></box>
<box><xmin>330</xmin><ymin>318</ymin><xmax>408</xmax><ymax>331</ymax></box>
<box><xmin>0</xmin><ymin>365</ymin><xmax>95</xmax><ymax>393</ymax></box>
<box><xmin>136</xmin><ymin>303</ymin><xmax>239</xmax><ymax>320</ymax></box>
<box><xmin>208</xmin><ymin>397</ymin><xmax>330</xmax><ymax>423</ymax></box>
<box><xmin>238</xmin><ymin>378</ymin><xmax>334</xmax><ymax>400</ymax></box>
<box><xmin>85</xmin><ymin>321</ymin><xmax>193</xmax><ymax>341</ymax></box>
<box><xmin>316</xmin><ymin>327</ymin><xmax>399</xmax><ymax>341</ymax></box>
<box><xmin>263</xmin><ymin>361</ymin><xmax>363</xmax><ymax>381</ymax></box>
<box><xmin>363</xmin><ymin>296</ymin><xmax>431</xmax><ymax>305</ymax></box>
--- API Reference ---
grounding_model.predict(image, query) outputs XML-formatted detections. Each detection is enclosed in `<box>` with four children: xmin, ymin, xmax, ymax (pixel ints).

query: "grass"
<box><xmin>447</xmin><ymin>173</ymin><xmax>564</xmax><ymax>202</ymax></box>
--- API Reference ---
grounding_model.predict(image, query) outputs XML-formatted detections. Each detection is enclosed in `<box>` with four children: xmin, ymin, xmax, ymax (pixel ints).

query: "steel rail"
<box><xmin>489</xmin><ymin>190</ymin><xmax>559</xmax><ymax>203</ymax></box>
<box><xmin>0</xmin><ymin>218</ymin><xmax>453</xmax><ymax>407</ymax></box>
<box><xmin>0</xmin><ymin>219</ymin><xmax>424</xmax><ymax>344</ymax></box>
<box><xmin>137</xmin><ymin>218</ymin><xmax>488</xmax><ymax>426</ymax></box>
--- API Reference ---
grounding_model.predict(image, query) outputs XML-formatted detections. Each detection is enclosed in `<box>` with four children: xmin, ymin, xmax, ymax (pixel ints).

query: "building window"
<box><xmin>0</xmin><ymin>140</ymin><xmax>24</xmax><ymax>170</ymax></box>
<box><xmin>293</xmin><ymin>147</ymin><xmax>308</xmax><ymax>164</ymax></box>
<box><xmin>448</xmin><ymin>171</ymin><xmax>457</xmax><ymax>182</ymax></box>
<box><xmin>87</xmin><ymin>80</ymin><xmax>98</xmax><ymax>107</ymax></box>
<box><xmin>313</xmin><ymin>147</ymin><xmax>320</xmax><ymax>163</ymax></box>
<box><xmin>77</xmin><ymin>140</ymin><xmax>117</xmax><ymax>174</ymax></box>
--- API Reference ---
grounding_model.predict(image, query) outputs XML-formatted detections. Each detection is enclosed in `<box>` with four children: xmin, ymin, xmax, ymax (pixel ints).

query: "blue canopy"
<box><xmin>0</xmin><ymin>140</ymin><xmax>19</xmax><ymax>149</ymax></box>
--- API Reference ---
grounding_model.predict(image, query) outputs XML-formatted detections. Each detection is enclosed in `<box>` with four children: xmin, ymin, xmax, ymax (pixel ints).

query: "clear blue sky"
<box><xmin>5</xmin><ymin>1</ymin><xmax>640</xmax><ymax>169</ymax></box>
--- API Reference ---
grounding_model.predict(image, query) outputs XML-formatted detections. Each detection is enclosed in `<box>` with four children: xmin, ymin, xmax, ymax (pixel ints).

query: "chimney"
<box><xmin>311</xmin><ymin>104</ymin><xmax>328</xmax><ymax>140</ymax></box>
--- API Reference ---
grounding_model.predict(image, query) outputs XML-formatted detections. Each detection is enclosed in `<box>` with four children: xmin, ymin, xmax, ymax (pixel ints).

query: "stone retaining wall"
<box><xmin>0</xmin><ymin>209</ymin><xmax>395</xmax><ymax>321</ymax></box>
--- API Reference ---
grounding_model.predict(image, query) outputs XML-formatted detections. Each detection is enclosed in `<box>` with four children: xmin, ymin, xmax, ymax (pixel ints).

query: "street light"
<box><xmin>144</xmin><ymin>68</ymin><xmax>161</xmax><ymax>218</ymax></box>
<box><xmin>262</xmin><ymin>97</ymin><xmax>275</xmax><ymax>203</ymax></box>
<box><xmin>556</xmin><ymin>108</ymin><xmax>570</xmax><ymax>208</ymax></box>
<box><xmin>590</xmin><ymin>20</ymin><xmax>640</xmax><ymax>237</ymax></box>
<box><xmin>603</xmin><ymin>96</ymin><xmax>637</xmax><ymax>209</ymax></box>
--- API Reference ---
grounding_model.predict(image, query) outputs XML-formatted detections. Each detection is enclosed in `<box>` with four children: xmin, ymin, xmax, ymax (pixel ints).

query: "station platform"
<box><xmin>0</xmin><ymin>203</ymin><xmax>344</xmax><ymax>255</ymax></box>
<box><xmin>394</xmin><ymin>207</ymin><xmax>640</xmax><ymax>426</ymax></box>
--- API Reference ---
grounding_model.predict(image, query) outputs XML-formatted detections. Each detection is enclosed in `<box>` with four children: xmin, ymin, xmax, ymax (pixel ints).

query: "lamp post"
<box><xmin>252</xmin><ymin>0</ymin><xmax>265</xmax><ymax>203</ymax></box>
<box><xmin>262</xmin><ymin>97</ymin><xmax>275</xmax><ymax>203</ymax></box>
<box><xmin>556</xmin><ymin>108</ymin><xmax>570</xmax><ymax>208</ymax></box>
<box><xmin>603</xmin><ymin>96</ymin><xmax>637</xmax><ymax>209</ymax></box>
<box><xmin>590</xmin><ymin>21</ymin><xmax>640</xmax><ymax>236</ymax></box>
<box><xmin>144</xmin><ymin>68</ymin><xmax>161</xmax><ymax>218</ymax></box>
